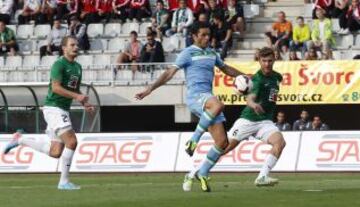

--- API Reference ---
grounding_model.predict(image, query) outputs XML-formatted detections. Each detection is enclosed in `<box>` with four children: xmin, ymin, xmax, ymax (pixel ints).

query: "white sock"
<box><xmin>258</xmin><ymin>154</ymin><xmax>278</xmax><ymax>179</ymax></box>
<box><xmin>19</xmin><ymin>136</ymin><xmax>50</xmax><ymax>156</ymax></box>
<box><xmin>188</xmin><ymin>165</ymin><xmax>200</xmax><ymax>179</ymax></box>
<box><xmin>59</xmin><ymin>147</ymin><xmax>75</xmax><ymax>185</ymax></box>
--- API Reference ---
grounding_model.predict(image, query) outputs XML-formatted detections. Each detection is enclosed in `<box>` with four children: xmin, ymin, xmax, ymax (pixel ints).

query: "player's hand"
<box><xmin>250</xmin><ymin>103</ymin><xmax>265</xmax><ymax>115</ymax></box>
<box><xmin>83</xmin><ymin>102</ymin><xmax>95</xmax><ymax>114</ymax></box>
<box><xmin>76</xmin><ymin>94</ymin><xmax>89</xmax><ymax>103</ymax></box>
<box><xmin>135</xmin><ymin>87</ymin><xmax>152</xmax><ymax>100</ymax></box>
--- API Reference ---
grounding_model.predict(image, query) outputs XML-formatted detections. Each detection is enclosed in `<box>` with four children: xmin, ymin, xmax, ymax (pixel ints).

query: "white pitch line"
<box><xmin>303</xmin><ymin>189</ymin><xmax>324</xmax><ymax>192</ymax></box>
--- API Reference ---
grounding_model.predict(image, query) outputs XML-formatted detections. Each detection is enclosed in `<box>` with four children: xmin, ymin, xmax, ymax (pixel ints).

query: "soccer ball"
<box><xmin>233</xmin><ymin>75</ymin><xmax>253</xmax><ymax>95</ymax></box>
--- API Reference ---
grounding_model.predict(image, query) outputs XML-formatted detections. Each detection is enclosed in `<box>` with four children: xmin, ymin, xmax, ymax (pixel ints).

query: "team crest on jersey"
<box><xmin>68</xmin><ymin>75</ymin><xmax>79</xmax><ymax>89</ymax></box>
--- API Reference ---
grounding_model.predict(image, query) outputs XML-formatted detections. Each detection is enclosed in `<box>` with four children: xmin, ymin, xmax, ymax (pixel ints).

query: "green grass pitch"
<box><xmin>0</xmin><ymin>173</ymin><xmax>359</xmax><ymax>207</ymax></box>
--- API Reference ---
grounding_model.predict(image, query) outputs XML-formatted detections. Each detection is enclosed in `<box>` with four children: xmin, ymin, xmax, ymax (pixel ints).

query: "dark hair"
<box><xmin>156</xmin><ymin>0</ymin><xmax>164</xmax><ymax>5</ymax></box>
<box><xmin>258</xmin><ymin>47</ymin><xmax>275</xmax><ymax>58</ymax></box>
<box><xmin>278</xmin><ymin>11</ymin><xmax>285</xmax><ymax>16</ymax></box>
<box><xmin>191</xmin><ymin>21</ymin><xmax>210</xmax><ymax>35</ymax></box>
<box><xmin>130</xmin><ymin>31</ymin><xmax>138</xmax><ymax>36</ymax></box>
<box><xmin>296</xmin><ymin>16</ymin><xmax>304</xmax><ymax>21</ymax></box>
<box><xmin>313</xmin><ymin>115</ymin><xmax>321</xmax><ymax>120</ymax></box>
<box><xmin>147</xmin><ymin>30</ymin><xmax>156</xmax><ymax>37</ymax></box>
<box><xmin>213</xmin><ymin>11</ymin><xmax>225</xmax><ymax>22</ymax></box>
<box><xmin>61</xmin><ymin>35</ymin><xmax>77</xmax><ymax>47</ymax></box>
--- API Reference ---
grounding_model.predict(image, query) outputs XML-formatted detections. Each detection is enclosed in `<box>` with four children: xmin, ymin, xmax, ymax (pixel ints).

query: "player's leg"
<box><xmin>57</xmin><ymin>129</ymin><xmax>80</xmax><ymax>190</ymax></box>
<box><xmin>196</xmin><ymin>122</ymin><xmax>228</xmax><ymax>192</ymax></box>
<box><xmin>255</xmin><ymin>123</ymin><xmax>286</xmax><ymax>186</ymax></box>
<box><xmin>185</xmin><ymin>96</ymin><xmax>224</xmax><ymax>156</ymax></box>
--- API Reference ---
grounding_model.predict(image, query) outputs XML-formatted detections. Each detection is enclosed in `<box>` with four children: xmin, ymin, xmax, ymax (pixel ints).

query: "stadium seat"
<box><xmin>353</xmin><ymin>34</ymin><xmax>360</xmax><ymax>49</ymax></box>
<box><xmin>7</xmin><ymin>25</ymin><xmax>17</xmax><ymax>35</ymax></box>
<box><xmin>121</xmin><ymin>22</ymin><xmax>139</xmax><ymax>35</ymax></box>
<box><xmin>76</xmin><ymin>55</ymin><xmax>93</xmax><ymax>69</ymax></box>
<box><xmin>0</xmin><ymin>56</ymin><xmax>5</xmax><ymax>67</ymax></box>
<box><xmin>40</xmin><ymin>55</ymin><xmax>58</xmax><ymax>67</ymax></box>
<box><xmin>87</xmin><ymin>23</ymin><xmax>104</xmax><ymax>38</ymax></box>
<box><xmin>89</xmin><ymin>39</ymin><xmax>107</xmax><ymax>53</ymax></box>
<box><xmin>34</xmin><ymin>24</ymin><xmax>51</xmax><ymax>39</ymax></box>
<box><xmin>304</xmin><ymin>4</ymin><xmax>314</xmax><ymax>18</ymax></box>
<box><xmin>139</xmin><ymin>22</ymin><xmax>152</xmax><ymax>34</ymax></box>
<box><xmin>243</xmin><ymin>4</ymin><xmax>260</xmax><ymax>19</ymax></box>
<box><xmin>5</xmin><ymin>56</ymin><xmax>22</xmax><ymax>69</ymax></box>
<box><xmin>162</xmin><ymin>38</ymin><xmax>176</xmax><ymax>52</ymax></box>
<box><xmin>165</xmin><ymin>53</ymin><xmax>177</xmax><ymax>62</ymax></box>
<box><xmin>106</xmin><ymin>38</ymin><xmax>126</xmax><ymax>52</ymax></box>
<box><xmin>18</xmin><ymin>40</ymin><xmax>34</xmax><ymax>55</ymax></box>
<box><xmin>332</xmin><ymin>50</ymin><xmax>341</xmax><ymax>60</ymax></box>
<box><xmin>336</xmin><ymin>34</ymin><xmax>354</xmax><ymax>49</ymax></box>
<box><xmin>17</xmin><ymin>24</ymin><xmax>34</xmax><ymax>39</ymax></box>
<box><xmin>93</xmin><ymin>54</ymin><xmax>111</xmax><ymax>68</ymax></box>
<box><xmin>331</xmin><ymin>19</ymin><xmax>340</xmax><ymax>32</ymax></box>
<box><xmin>23</xmin><ymin>55</ymin><xmax>40</xmax><ymax>69</ymax></box>
<box><xmin>104</xmin><ymin>23</ymin><xmax>121</xmax><ymax>37</ymax></box>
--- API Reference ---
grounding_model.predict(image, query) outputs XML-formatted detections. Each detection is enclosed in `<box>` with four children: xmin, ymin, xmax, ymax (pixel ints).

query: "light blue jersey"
<box><xmin>174</xmin><ymin>45</ymin><xmax>226</xmax><ymax>123</ymax></box>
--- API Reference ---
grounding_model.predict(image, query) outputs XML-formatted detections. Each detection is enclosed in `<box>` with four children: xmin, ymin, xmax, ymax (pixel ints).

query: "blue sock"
<box><xmin>198</xmin><ymin>145</ymin><xmax>224</xmax><ymax>177</ymax></box>
<box><xmin>191</xmin><ymin>110</ymin><xmax>216</xmax><ymax>144</ymax></box>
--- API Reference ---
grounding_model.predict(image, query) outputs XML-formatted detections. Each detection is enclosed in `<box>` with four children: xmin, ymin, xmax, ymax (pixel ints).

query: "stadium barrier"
<box><xmin>1</xmin><ymin>131</ymin><xmax>360</xmax><ymax>173</ymax></box>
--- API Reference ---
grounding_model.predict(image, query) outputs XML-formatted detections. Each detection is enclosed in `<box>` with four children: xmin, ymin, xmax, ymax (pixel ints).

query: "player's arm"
<box><xmin>135</xmin><ymin>66</ymin><xmax>178</xmax><ymax>100</ymax></box>
<box><xmin>247</xmin><ymin>93</ymin><xmax>264</xmax><ymax>115</ymax></box>
<box><xmin>52</xmin><ymin>81</ymin><xmax>88</xmax><ymax>103</ymax></box>
<box><xmin>218</xmin><ymin>64</ymin><xmax>244</xmax><ymax>77</ymax></box>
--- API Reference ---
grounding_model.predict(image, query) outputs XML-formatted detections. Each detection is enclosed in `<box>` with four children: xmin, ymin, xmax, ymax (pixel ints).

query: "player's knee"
<box><xmin>213</xmin><ymin>101</ymin><xmax>225</xmax><ymax>115</ymax></box>
<box><xmin>51</xmin><ymin>150</ymin><xmax>62</xmax><ymax>158</ymax></box>
<box><xmin>216</xmin><ymin>139</ymin><xmax>228</xmax><ymax>150</ymax></box>
<box><xmin>66</xmin><ymin>139</ymin><xmax>78</xmax><ymax>150</ymax></box>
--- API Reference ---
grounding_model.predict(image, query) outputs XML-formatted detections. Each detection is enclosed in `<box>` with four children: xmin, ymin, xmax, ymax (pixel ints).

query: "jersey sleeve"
<box><xmin>50</xmin><ymin>61</ymin><xmax>63</xmax><ymax>82</ymax></box>
<box><xmin>174</xmin><ymin>50</ymin><xmax>191</xmax><ymax>70</ymax></box>
<box><xmin>215</xmin><ymin>52</ymin><xmax>225</xmax><ymax>68</ymax></box>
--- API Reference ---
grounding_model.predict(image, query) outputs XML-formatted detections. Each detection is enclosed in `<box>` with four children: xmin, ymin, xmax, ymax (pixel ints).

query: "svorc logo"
<box><xmin>75</xmin><ymin>136</ymin><xmax>153</xmax><ymax>170</ymax></box>
<box><xmin>316</xmin><ymin>134</ymin><xmax>360</xmax><ymax>168</ymax></box>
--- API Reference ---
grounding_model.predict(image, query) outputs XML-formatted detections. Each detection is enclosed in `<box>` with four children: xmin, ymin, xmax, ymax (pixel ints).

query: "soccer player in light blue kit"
<box><xmin>135</xmin><ymin>22</ymin><xmax>243</xmax><ymax>192</ymax></box>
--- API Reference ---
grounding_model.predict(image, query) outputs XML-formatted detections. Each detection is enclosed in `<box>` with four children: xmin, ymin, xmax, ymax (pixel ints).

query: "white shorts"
<box><xmin>43</xmin><ymin>106</ymin><xmax>73</xmax><ymax>143</ymax></box>
<box><xmin>229</xmin><ymin>118</ymin><xmax>279</xmax><ymax>142</ymax></box>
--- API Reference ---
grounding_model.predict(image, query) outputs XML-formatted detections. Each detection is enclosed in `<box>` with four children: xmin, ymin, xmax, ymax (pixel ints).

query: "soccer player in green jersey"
<box><xmin>227</xmin><ymin>47</ymin><xmax>286</xmax><ymax>186</ymax></box>
<box><xmin>3</xmin><ymin>36</ymin><xmax>94</xmax><ymax>190</ymax></box>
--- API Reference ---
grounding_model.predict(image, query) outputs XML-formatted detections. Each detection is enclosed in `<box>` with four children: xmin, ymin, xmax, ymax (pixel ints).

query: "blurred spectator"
<box><xmin>333</xmin><ymin>0</ymin><xmax>349</xmax><ymax>18</ymax></box>
<box><xmin>306</xmin><ymin>115</ymin><xmax>330</xmax><ymax>130</ymax></box>
<box><xmin>265</xmin><ymin>11</ymin><xmax>292</xmax><ymax>54</ymax></box>
<box><xmin>313</xmin><ymin>0</ymin><xmax>335</xmax><ymax>18</ymax></box>
<box><xmin>225</xmin><ymin>0</ymin><xmax>245</xmax><ymax>39</ymax></box>
<box><xmin>308</xmin><ymin>8</ymin><xmax>335</xmax><ymax>56</ymax></box>
<box><xmin>0</xmin><ymin>0</ymin><xmax>14</xmax><ymax>24</ymax></box>
<box><xmin>274</xmin><ymin>49</ymin><xmax>283</xmax><ymax>60</ymax></box>
<box><xmin>40</xmin><ymin>0</ymin><xmax>57</xmax><ymax>23</ymax></box>
<box><xmin>186</xmin><ymin>12</ymin><xmax>208</xmax><ymax>46</ymax></box>
<box><xmin>96</xmin><ymin>0</ymin><xmax>113</xmax><ymax>23</ymax></box>
<box><xmin>321</xmin><ymin>49</ymin><xmax>334</xmax><ymax>59</ymax></box>
<box><xmin>167</xmin><ymin>0</ymin><xmax>179</xmax><ymax>11</ymax></box>
<box><xmin>305</xmin><ymin>47</ymin><xmax>319</xmax><ymax>60</ymax></box>
<box><xmin>129</xmin><ymin>0</ymin><xmax>151</xmax><ymax>22</ymax></box>
<box><xmin>18</xmin><ymin>0</ymin><xmax>42</xmax><ymax>24</ymax></box>
<box><xmin>0</xmin><ymin>20</ymin><xmax>17</xmax><ymax>56</ymax></box>
<box><xmin>205</xmin><ymin>0</ymin><xmax>224</xmax><ymax>25</ymax></box>
<box><xmin>254</xmin><ymin>48</ymin><xmax>260</xmax><ymax>61</ymax></box>
<box><xmin>187</xmin><ymin>0</ymin><xmax>206</xmax><ymax>16</ymax></box>
<box><xmin>293</xmin><ymin>109</ymin><xmax>311</xmax><ymax>130</ymax></box>
<box><xmin>151</xmin><ymin>0</ymin><xmax>170</xmax><ymax>40</ymax></box>
<box><xmin>67</xmin><ymin>16</ymin><xmax>90</xmax><ymax>50</ymax></box>
<box><xmin>115</xmin><ymin>31</ymin><xmax>143</xmax><ymax>77</ymax></box>
<box><xmin>290</xmin><ymin>16</ymin><xmax>310</xmax><ymax>57</ymax></box>
<box><xmin>80</xmin><ymin>0</ymin><xmax>99</xmax><ymax>25</ymax></box>
<box><xmin>211</xmin><ymin>11</ymin><xmax>232</xmax><ymax>59</ymax></box>
<box><xmin>140</xmin><ymin>31</ymin><xmax>164</xmax><ymax>63</ymax></box>
<box><xmin>338</xmin><ymin>0</ymin><xmax>360</xmax><ymax>34</ymax></box>
<box><xmin>353</xmin><ymin>54</ymin><xmax>360</xmax><ymax>59</ymax></box>
<box><xmin>166</xmin><ymin>0</ymin><xmax>194</xmax><ymax>37</ymax></box>
<box><xmin>289</xmin><ymin>50</ymin><xmax>300</xmax><ymax>60</ymax></box>
<box><xmin>112</xmin><ymin>0</ymin><xmax>130</xmax><ymax>23</ymax></box>
<box><xmin>40</xmin><ymin>16</ymin><xmax>66</xmax><ymax>58</ymax></box>
<box><xmin>275</xmin><ymin>111</ymin><xmax>291</xmax><ymax>131</ymax></box>
<box><xmin>57</xmin><ymin>0</ymin><xmax>79</xmax><ymax>21</ymax></box>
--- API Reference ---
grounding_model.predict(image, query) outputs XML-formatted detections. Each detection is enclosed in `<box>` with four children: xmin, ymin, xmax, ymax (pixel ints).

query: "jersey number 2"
<box><xmin>61</xmin><ymin>115</ymin><xmax>69</xmax><ymax>123</ymax></box>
